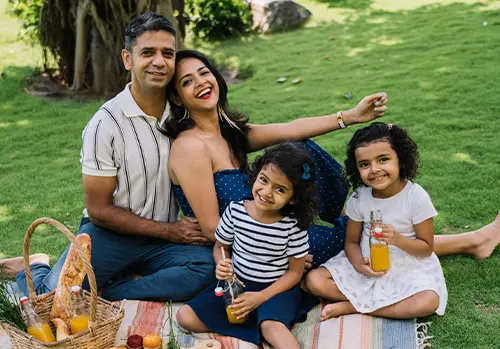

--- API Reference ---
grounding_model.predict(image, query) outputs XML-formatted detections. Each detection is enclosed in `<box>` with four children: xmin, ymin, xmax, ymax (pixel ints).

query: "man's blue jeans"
<box><xmin>16</xmin><ymin>218</ymin><xmax>216</xmax><ymax>301</ymax></box>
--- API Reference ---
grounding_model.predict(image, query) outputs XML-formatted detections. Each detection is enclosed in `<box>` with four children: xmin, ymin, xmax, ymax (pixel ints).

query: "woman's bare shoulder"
<box><xmin>171</xmin><ymin>132</ymin><xmax>208</xmax><ymax>156</ymax></box>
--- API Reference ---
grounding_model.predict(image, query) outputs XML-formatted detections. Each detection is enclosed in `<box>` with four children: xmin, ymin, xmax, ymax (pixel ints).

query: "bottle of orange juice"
<box><xmin>69</xmin><ymin>286</ymin><xmax>89</xmax><ymax>334</ymax></box>
<box><xmin>369</xmin><ymin>209</ymin><xmax>390</xmax><ymax>272</ymax></box>
<box><xmin>215</xmin><ymin>279</ymin><xmax>249</xmax><ymax>325</ymax></box>
<box><xmin>20</xmin><ymin>296</ymin><xmax>56</xmax><ymax>343</ymax></box>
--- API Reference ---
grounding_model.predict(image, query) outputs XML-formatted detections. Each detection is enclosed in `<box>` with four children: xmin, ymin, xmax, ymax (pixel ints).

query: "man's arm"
<box><xmin>83</xmin><ymin>174</ymin><xmax>210</xmax><ymax>244</ymax></box>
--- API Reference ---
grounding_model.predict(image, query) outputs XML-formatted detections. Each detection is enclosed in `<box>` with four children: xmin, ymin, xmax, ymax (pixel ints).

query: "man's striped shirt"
<box><xmin>80</xmin><ymin>83</ymin><xmax>178</xmax><ymax>222</ymax></box>
<box><xmin>216</xmin><ymin>201</ymin><xmax>309</xmax><ymax>283</ymax></box>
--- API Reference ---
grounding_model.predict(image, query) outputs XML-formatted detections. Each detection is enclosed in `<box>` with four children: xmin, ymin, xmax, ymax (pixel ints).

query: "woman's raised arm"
<box><xmin>247</xmin><ymin>92</ymin><xmax>388</xmax><ymax>151</ymax></box>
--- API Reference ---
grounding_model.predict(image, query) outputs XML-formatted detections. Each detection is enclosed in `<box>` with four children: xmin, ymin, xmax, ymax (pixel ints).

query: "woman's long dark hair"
<box><xmin>248</xmin><ymin>142</ymin><xmax>318</xmax><ymax>230</ymax></box>
<box><xmin>344</xmin><ymin>122</ymin><xmax>420</xmax><ymax>192</ymax></box>
<box><xmin>159</xmin><ymin>49</ymin><xmax>250</xmax><ymax>171</ymax></box>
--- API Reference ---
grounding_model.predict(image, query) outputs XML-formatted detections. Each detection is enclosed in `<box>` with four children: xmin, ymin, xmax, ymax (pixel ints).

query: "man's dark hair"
<box><xmin>124</xmin><ymin>12</ymin><xmax>176</xmax><ymax>52</ymax></box>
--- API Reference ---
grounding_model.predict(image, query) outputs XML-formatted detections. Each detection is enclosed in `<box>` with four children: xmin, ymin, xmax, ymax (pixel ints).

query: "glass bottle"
<box><xmin>20</xmin><ymin>296</ymin><xmax>56</xmax><ymax>343</ymax></box>
<box><xmin>215</xmin><ymin>279</ymin><xmax>249</xmax><ymax>324</ymax></box>
<box><xmin>69</xmin><ymin>285</ymin><xmax>89</xmax><ymax>334</ymax></box>
<box><xmin>369</xmin><ymin>209</ymin><xmax>390</xmax><ymax>272</ymax></box>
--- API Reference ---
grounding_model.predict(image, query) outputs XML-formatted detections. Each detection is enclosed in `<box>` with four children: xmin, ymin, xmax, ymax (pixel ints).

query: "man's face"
<box><xmin>122</xmin><ymin>30</ymin><xmax>176</xmax><ymax>90</ymax></box>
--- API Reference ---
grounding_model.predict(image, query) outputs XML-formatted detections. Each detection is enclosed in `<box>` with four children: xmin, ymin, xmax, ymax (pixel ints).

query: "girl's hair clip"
<box><xmin>387</xmin><ymin>123</ymin><xmax>393</xmax><ymax>130</ymax></box>
<box><xmin>302</xmin><ymin>163</ymin><xmax>311</xmax><ymax>180</ymax></box>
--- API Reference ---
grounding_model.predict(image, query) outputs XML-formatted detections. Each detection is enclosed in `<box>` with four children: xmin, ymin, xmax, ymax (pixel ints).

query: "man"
<box><xmin>7</xmin><ymin>12</ymin><xmax>215</xmax><ymax>301</ymax></box>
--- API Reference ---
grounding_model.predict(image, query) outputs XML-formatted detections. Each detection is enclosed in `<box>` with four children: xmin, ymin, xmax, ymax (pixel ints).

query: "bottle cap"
<box><xmin>20</xmin><ymin>296</ymin><xmax>29</xmax><ymax>304</ymax></box>
<box><xmin>374</xmin><ymin>227</ymin><xmax>383</xmax><ymax>237</ymax></box>
<box><xmin>214</xmin><ymin>287</ymin><xmax>224</xmax><ymax>296</ymax></box>
<box><xmin>71</xmin><ymin>285</ymin><xmax>82</xmax><ymax>294</ymax></box>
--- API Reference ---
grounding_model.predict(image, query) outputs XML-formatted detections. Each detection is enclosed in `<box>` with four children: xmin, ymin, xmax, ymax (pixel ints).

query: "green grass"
<box><xmin>1</xmin><ymin>0</ymin><xmax>499</xmax><ymax>347</ymax></box>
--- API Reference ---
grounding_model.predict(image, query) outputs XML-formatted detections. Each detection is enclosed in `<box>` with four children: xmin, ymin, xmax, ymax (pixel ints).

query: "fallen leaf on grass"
<box><xmin>329</xmin><ymin>36</ymin><xmax>336</xmax><ymax>40</ymax></box>
<box><xmin>292</xmin><ymin>78</ymin><xmax>303</xmax><ymax>84</ymax></box>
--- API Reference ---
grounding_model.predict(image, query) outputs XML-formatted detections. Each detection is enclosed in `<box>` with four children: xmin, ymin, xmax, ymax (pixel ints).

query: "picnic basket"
<box><xmin>1</xmin><ymin>217</ymin><xmax>124</xmax><ymax>349</ymax></box>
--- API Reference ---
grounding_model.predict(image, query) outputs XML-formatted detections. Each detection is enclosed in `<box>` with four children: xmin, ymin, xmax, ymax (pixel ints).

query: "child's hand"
<box><xmin>376</xmin><ymin>224</ymin><xmax>401</xmax><ymax>246</ymax></box>
<box><xmin>216</xmin><ymin>258</ymin><xmax>233</xmax><ymax>280</ymax></box>
<box><xmin>229</xmin><ymin>292</ymin><xmax>267</xmax><ymax>320</ymax></box>
<box><xmin>354</xmin><ymin>257</ymin><xmax>386</xmax><ymax>278</ymax></box>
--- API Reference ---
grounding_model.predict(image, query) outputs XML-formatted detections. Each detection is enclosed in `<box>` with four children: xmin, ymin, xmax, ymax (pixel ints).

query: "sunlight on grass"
<box><xmin>22</xmin><ymin>204</ymin><xmax>38</xmax><ymax>213</ymax></box>
<box><xmin>0</xmin><ymin>205</ymin><xmax>13</xmax><ymax>223</ymax></box>
<box><xmin>454</xmin><ymin>152</ymin><xmax>478</xmax><ymax>165</ymax></box>
<box><xmin>371</xmin><ymin>36</ymin><xmax>404</xmax><ymax>46</ymax></box>
<box><xmin>0</xmin><ymin>119</ymin><xmax>32</xmax><ymax>128</ymax></box>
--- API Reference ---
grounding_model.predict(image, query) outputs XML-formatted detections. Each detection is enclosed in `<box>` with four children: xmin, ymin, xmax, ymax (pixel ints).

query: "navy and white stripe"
<box><xmin>80</xmin><ymin>83</ymin><xmax>177</xmax><ymax>222</ymax></box>
<box><xmin>216</xmin><ymin>201</ymin><xmax>309</xmax><ymax>283</ymax></box>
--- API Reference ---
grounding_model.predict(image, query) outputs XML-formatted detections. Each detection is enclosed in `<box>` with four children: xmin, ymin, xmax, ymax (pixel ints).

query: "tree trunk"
<box><xmin>71</xmin><ymin>0</ymin><xmax>91</xmax><ymax>90</ymax></box>
<box><xmin>157</xmin><ymin>0</ymin><xmax>185</xmax><ymax>49</ymax></box>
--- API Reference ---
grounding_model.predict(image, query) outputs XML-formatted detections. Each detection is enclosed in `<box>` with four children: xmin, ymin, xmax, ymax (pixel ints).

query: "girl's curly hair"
<box><xmin>248</xmin><ymin>142</ymin><xmax>318</xmax><ymax>230</ymax></box>
<box><xmin>344</xmin><ymin>122</ymin><xmax>420</xmax><ymax>192</ymax></box>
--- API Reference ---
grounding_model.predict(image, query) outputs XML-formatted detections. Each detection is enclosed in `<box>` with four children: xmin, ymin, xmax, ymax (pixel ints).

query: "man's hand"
<box><xmin>353</xmin><ymin>257</ymin><xmax>386</xmax><ymax>278</ymax></box>
<box><xmin>216</xmin><ymin>258</ymin><xmax>233</xmax><ymax>280</ymax></box>
<box><xmin>304</xmin><ymin>254</ymin><xmax>313</xmax><ymax>273</ymax></box>
<box><xmin>229</xmin><ymin>292</ymin><xmax>267</xmax><ymax>320</ymax></box>
<box><xmin>166</xmin><ymin>217</ymin><xmax>211</xmax><ymax>245</ymax></box>
<box><xmin>345</xmin><ymin>92</ymin><xmax>388</xmax><ymax>126</ymax></box>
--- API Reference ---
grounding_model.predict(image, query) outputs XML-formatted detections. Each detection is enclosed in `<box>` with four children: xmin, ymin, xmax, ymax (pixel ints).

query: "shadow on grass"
<box><xmin>311</xmin><ymin>0</ymin><xmax>372</xmax><ymax>10</ymax></box>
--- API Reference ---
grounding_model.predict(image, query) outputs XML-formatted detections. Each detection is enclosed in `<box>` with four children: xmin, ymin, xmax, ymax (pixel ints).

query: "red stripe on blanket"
<box><xmin>338</xmin><ymin>316</ymin><xmax>344</xmax><ymax>349</ymax></box>
<box><xmin>128</xmin><ymin>301</ymin><xmax>166</xmax><ymax>337</ymax></box>
<box><xmin>210</xmin><ymin>333</ymin><xmax>241</xmax><ymax>349</ymax></box>
<box><xmin>311</xmin><ymin>323</ymin><xmax>319</xmax><ymax>349</ymax></box>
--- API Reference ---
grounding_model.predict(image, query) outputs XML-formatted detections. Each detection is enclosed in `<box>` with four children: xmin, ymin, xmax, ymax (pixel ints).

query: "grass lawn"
<box><xmin>1</xmin><ymin>0</ymin><xmax>499</xmax><ymax>347</ymax></box>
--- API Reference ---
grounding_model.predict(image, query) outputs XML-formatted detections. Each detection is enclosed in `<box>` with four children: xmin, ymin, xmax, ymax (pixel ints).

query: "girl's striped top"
<box><xmin>216</xmin><ymin>201</ymin><xmax>309</xmax><ymax>283</ymax></box>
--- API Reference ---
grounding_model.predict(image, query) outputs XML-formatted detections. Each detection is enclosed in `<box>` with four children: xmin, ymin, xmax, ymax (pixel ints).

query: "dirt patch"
<box><xmin>475</xmin><ymin>304</ymin><xmax>500</xmax><ymax>315</ymax></box>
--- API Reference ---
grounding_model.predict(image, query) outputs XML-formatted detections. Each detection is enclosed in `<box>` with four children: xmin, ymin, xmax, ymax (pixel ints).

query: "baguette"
<box><xmin>51</xmin><ymin>317</ymin><xmax>70</xmax><ymax>341</ymax></box>
<box><xmin>49</xmin><ymin>233</ymin><xmax>92</xmax><ymax>324</ymax></box>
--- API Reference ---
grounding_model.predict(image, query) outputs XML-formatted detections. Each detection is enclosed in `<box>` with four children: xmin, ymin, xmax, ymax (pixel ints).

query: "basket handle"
<box><xmin>23</xmin><ymin>217</ymin><xmax>98</xmax><ymax>324</ymax></box>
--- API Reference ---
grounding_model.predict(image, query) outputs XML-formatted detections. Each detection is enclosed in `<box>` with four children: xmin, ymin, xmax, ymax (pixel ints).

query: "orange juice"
<box><xmin>370</xmin><ymin>244</ymin><xmax>390</xmax><ymax>272</ymax></box>
<box><xmin>226</xmin><ymin>306</ymin><xmax>249</xmax><ymax>324</ymax></box>
<box><xmin>69</xmin><ymin>314</ymin><xmax>89</xmax><ymax>334</ymax></box>
<box><xmin>27</xmin><ymin>323</ymin><xmax>56</xmax><ymax>343</ymax></box>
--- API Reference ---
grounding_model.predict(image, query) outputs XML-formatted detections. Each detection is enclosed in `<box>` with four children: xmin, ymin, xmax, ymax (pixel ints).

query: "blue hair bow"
<box><xmin>302</xmin><ymin>163</ymin><xmax>311</xmax><ymax>180</ymax></box>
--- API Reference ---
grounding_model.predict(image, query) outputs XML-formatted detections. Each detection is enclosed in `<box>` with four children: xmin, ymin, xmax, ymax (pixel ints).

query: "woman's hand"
<box><xmin>216</xmin><ymin>258</ymin><xmax>233</xmax><ymax>280</ymax></box>
<box><xmin>229</xmin><ymin>292</ymin><xmax>267</xmax><ymax>320</ymax></box>
<box><xmin>344</xmin><ymin>92</ymin><xmax>388</xmax><ymax>126</ymax></box>
<box><xmin>376</xmin><ymin>224</ymin><xmax>401</xmax><ymax>246</ymax></box>
<box><xmin>354</xmin><ymin>257</ymin><xmax>386</xmax><ymax>277</ymax></box>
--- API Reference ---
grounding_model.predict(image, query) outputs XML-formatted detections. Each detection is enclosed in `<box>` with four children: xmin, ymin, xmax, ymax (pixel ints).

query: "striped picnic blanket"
<box><xmin>115</xmin><ymin>301</ymin><xmax>425</xmax><ymax>349</ymax></box>
<box><xmin>0</xmin><ymin>300</ymin><xmax>427</xmax><ymax>348</ymax></box>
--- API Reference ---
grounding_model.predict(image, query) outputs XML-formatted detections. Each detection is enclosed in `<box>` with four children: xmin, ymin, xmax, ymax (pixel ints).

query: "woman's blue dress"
<box><xmin>172</xmin><ymin>140</ymin><xmax>349</xmax><ymax>343</ymax></box>
<box><xmin>173</xmin><ymin>139</ymin><xmax>349</xmax><ymax>267</ymax></box>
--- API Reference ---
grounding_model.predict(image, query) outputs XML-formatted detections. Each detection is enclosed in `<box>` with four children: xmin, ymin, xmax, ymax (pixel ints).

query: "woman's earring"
<box><xmin>218</xmin><ymin>104</ymin><xmax>242</xmax><ymax>132</ymax></box>
<box><xmin>180</xmin><ymin>107</ymin><xmax>190</xmax><ymax>122</ymax></box>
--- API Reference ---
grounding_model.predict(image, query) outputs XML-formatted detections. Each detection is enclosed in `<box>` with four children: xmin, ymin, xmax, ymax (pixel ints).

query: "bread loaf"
<box><xmin>51</xmin><ymin>318</ymin><xmax>70</xmax><ymax>341</ymax></box>
<box><xmin>49</xmin><ymin>233</ymin><xmax>92</xmax><ymax>324</ymax></box>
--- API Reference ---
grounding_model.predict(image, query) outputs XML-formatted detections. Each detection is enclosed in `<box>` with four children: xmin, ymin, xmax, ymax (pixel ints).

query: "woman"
<box><xmin>162</xmin><ymin>50</ymin><xmax>500</xmax><ymax>270</ymax></box>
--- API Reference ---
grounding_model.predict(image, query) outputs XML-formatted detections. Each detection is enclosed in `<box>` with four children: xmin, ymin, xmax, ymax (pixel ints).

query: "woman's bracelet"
<box><xmin>336</xmin><ymin>111</ymin><xmax>347</xmax><ymax>129</ymax></box>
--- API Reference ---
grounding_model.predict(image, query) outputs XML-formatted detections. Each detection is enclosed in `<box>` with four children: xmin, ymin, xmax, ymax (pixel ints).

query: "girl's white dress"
<box><xmin>322</xmin><ymin>181</ymin><xmax>448</xmax><ymax>315</ymax></box>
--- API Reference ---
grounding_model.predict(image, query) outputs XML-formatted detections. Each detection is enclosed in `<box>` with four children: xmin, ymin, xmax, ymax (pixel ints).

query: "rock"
<box><xmin>246</xmin><ymin>0</ymin><xmax>312</xmax><ymax>33</ymax></box>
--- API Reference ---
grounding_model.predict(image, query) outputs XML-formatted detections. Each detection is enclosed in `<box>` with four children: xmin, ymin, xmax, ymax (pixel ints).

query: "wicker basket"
<box><xmin>1</xmin><ymin>217</ymin><xmax>124</xmax><ymax>349</ymax></box>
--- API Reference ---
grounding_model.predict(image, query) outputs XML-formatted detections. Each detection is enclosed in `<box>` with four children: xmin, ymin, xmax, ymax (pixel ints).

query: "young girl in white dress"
<box><xmin>304</xmin><ymin>122</ymin><xmax>448</xmax><ymax>321</ymax></box>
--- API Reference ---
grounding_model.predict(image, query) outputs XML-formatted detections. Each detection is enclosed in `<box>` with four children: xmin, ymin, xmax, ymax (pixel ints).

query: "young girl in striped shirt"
<box><xmin>176</xmin><ymin>142</ymin><xmax>318</xmax><ymax>349</ymax></box>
